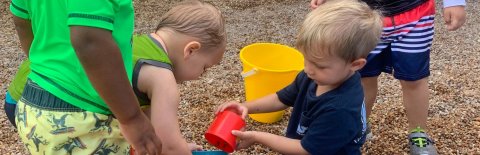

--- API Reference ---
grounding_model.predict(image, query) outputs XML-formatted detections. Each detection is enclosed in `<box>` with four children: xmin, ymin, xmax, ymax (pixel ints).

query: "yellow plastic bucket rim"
<box><xmin>240</xmin><ymin>43</ymin><xmax>304</xmax><ymax>73</ymax></box>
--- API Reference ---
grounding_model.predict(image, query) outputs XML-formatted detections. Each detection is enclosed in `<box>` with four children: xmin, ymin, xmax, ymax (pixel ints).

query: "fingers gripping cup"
<box><xmin>205</xmin><ymin>110</ymin><xmax>245</xmax><ymax>153</ymax></box>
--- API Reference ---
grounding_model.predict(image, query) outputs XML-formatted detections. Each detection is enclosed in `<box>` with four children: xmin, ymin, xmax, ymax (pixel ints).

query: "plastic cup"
<box><xmin>204</xmin><ymin>110</ymin><xmax>245</xmax><ymax>153</ymax></box>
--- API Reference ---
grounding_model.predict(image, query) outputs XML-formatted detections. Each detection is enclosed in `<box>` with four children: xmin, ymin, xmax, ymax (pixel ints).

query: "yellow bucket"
<box><xmin>240</xmin><ymin>43</ymin><xmax>304</xmax><ymax>123</ymax></box>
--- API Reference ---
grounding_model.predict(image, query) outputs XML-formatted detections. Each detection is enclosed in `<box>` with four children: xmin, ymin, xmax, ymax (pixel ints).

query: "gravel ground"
<box><xmin>1</xmin><ymin>0</ymin><xmax>479</xmax><ymax>154</ymax></box>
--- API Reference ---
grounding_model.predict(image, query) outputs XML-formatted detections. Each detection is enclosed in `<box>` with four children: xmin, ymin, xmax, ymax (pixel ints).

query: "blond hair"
<box><xmin>156</xmin><ymin>0</ymin><xmax>226</xmax><ymax>48</ymax></box>
<box><xmin>296</xmin><ymin>0</ymin><xmax>382</xmax><ymax>62</ymax></box>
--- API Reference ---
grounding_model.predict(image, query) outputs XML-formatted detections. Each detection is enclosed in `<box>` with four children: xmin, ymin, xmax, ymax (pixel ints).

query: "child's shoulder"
<box><xmin>327</xmin><ymin>73</ymin><xmax>364</xmax><ymax>105</ymax></box>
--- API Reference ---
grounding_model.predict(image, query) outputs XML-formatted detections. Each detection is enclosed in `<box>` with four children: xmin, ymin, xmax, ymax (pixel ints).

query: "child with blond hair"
<box><xmin>216</xmin><ymin>0</ymin><xmax>382</xmax><ymax>154</ymax></box>
<box><xmin>133</xmin><ymin>1</ymin><xmax>225</xmax><ymax>154</ymax></box>
<box><xmin>311</xmin><ymin>0</ymin><xmax>467</xmax><ymax>154</ymax></box>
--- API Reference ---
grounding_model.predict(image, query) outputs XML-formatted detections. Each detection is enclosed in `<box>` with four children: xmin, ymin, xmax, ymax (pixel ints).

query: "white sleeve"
<box><xmin>443</xmin><ymin>0</ymin><xmax>466</xmax><ymax>8</ymax></box>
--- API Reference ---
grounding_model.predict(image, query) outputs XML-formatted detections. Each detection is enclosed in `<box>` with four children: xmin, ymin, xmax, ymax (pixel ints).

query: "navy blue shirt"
<box><xmin>277</xmin><ymin>71</ymin><xmax>367</xmax><ymax>155</ymax></box>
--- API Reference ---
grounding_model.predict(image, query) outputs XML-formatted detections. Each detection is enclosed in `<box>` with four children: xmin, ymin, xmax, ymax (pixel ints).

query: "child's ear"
<box><xmin>350</xmin><ymin>58</ymin><xmax>366</xmax><ymax>71</ymax></box>
<box><xmin>183</xmin><ymin>41</ymin><xmax>201</xmax><ymax>59</ymax></box>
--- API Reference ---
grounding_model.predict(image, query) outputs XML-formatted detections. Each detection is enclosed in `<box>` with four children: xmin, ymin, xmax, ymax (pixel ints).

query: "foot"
<box><xmin>408</xmin><ymin>127</ymin><xmax>438</xmax><ymax>155</ymax></box>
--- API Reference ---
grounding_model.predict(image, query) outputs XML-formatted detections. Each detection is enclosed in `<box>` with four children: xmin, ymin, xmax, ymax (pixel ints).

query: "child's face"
<box><xmin>303</xmin><ymin>53</ymin><xmax>362</xmax><ymax>86</ymax></box>
<box><xmin>175</xmin><ymin>44</ymin><xmax>225</xmax><ymax>82</ymax></box>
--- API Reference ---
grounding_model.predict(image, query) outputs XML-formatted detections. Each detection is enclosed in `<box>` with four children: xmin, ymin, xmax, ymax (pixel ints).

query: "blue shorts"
<box><xmin>4</xmin><ymin>92</ymin><xmax>17</xmax><ymax>128</ymax></box>
<box><xmin>359</xmin><ymin>1</ymin><xmax>435</xmax><ymax>81</ymax></box>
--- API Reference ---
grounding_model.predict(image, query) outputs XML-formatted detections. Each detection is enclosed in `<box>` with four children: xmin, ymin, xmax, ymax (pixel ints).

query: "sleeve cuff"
<box><xmin>443</xmin><ymin>0</ymin><xmax>466</xmax><ymax>8</ymax></box>
<box><xmin>276</xmin><ymin>91</ymin><xmax>293</xmax><ymax>107</ymax></box>
<box><xmin>10</xmin><ymin>3</ymin><xmax>29</xmax><ymax>19</ymax></box>
<box><xmin>67</xmin><ymin>13</ymin><xmax>114</xmax><ymax>31</ymax></box>
<box><xmin>300</xmin><ymin>138</ymin><xmax>315</xmax><ymax>154</ymax></box>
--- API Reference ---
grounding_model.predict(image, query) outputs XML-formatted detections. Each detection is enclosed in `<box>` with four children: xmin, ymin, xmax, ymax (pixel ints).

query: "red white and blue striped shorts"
<box><xmin>359</xmin><ymin>0</ymin><xmax>435</xmax><ymax>81</ymax></box>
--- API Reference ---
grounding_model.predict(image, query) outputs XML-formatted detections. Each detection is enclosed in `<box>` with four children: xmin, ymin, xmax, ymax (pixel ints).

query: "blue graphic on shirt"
<box><xmin>354</xmin><ymin>100</ymin><xmax>367</xmax><ymax>143</ymax></box>
<box><xmin>296</xmin><ymin>124</ymin><xmax>308</xmax><ymax>136</ymax></box>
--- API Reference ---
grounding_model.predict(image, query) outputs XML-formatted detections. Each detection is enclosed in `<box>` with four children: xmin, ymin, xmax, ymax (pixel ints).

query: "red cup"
<box><xmin>205</xmin><ymin>110</ymin><xmax>245</xmax><ymax>153</ymax></box>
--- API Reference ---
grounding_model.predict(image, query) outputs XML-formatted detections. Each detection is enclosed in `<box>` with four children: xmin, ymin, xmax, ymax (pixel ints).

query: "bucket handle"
<box><xmin>241</xmin><ymin>68</ymin><xmax>258</xmax><ymax>78</ymax></box>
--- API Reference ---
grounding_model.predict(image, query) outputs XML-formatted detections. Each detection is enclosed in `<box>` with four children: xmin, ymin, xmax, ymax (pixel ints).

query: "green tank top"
<box><xmin>7</xmin><ymin>34</ymin><xmax>172</xmax><ymax>107</ymax></box>
<box><xmin>132</xmin><ymin>34</ymin><xmax>172</xmax><ymax>105</ymax></box>
<box><xmin>7</xmin><ymin>59</ymin><xmax>30</xmax><ymax>101</ymax></box>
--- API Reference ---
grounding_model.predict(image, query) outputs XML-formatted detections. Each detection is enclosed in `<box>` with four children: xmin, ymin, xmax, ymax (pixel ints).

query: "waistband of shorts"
<box><xmin>383</xmin><ymin>0</ymin><xmax>435</xmax><ymax>27</ymax></box>
<box><xmin>21</xmin><ymin>79</ymin><xmax>84</xmax><ymax>112</ymax></box>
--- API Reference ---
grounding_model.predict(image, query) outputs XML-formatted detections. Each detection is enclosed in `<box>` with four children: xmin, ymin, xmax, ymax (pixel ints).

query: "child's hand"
<box><xmin>188</xmin><ymin>143</ymin><xmax>203</xmax><ymax>151</ymax></box>
<box><xmin>232</xmin><ymin>130</ymin><xmax>257</xmax><ymax>150</ymax></box>
<box><xmin>310</xmin><ymin>0</ymin><xmax>326</xmax><ymax>10</ymax></box>
<box><xmin>443</xmin><ymin>6</ymin><xmax>466</xmax><ymax>31</ymax></box>
<box><xmin>215</xmin><ymin>101</ymin><xmax>248</xmax><ymax>119</ymax></box>
<box><xmin>120</xmin><ymin>113</ymin><xmax>162</xmax><ymax>155</ymax></box>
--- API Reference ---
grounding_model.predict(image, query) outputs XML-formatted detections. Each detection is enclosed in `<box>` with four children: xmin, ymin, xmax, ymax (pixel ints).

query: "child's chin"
<box><xmin>314</xmin><ymin>80</ymin><xmax>331</xmax><ymax>86</ymax></box>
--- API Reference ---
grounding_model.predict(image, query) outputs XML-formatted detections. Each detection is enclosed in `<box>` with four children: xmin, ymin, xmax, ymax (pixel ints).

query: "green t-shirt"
<box><xmin>10</xmin><ymin>0</ymin><xmax>134</xmax><ymax>114</ymax></box>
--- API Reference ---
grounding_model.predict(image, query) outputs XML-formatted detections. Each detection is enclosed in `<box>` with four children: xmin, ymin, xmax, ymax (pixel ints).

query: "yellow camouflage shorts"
<box><xmin>16</xmin><ymin>99</ymin><xmax>130</xmax><ymax>155</ymax></box>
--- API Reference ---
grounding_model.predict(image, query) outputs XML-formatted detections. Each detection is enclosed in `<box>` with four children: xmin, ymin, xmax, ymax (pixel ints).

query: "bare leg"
<box><xmin>361</xmin><ymin>76</ymin><xmax>379</xmax><ymax>118</ymax></box>
<box><xmin>399</xmin><ymin>77</ymin><xmax>429</xmax><ymax>131</ymax></box>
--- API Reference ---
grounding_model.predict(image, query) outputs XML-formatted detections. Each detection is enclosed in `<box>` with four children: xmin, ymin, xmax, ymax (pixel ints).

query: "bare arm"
<box><xmin>245</xmin><ymin>94</ymin><xmax>289</xmax><ymax>114</ymax></box>
<box><xmin>12</xmin><ymin>16</ymin><xmax>33</xmax><ymax>56</ymax></box>
<box><xmin>233</xmin><ymin>131</ymin><xmax>309</xmax><ymax>155</ymax></box>
<box><xmin>216</xmin><ymin>93</ymin><xmax>288</xmax><ymax>119</ymax></box>
<box><xmin>70</xmin><ymin>26</ymin><xmax>162</xmax><ymax>155</ymax></box>
<box><xmin>137</xmin><ymin>65</ymin><xmax>191</xmax><ymax>155</ymax></box>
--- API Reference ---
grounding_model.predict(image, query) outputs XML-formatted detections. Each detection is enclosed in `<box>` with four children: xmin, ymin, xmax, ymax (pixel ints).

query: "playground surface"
<box><xmin>0</xmin><ymin>0</ymin><xmax>479</xmax><ymax>154</ymax></box>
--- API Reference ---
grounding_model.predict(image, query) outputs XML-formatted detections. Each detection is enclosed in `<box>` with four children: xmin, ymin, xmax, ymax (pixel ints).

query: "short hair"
<box><xmin>296</xmin><ymin>0</ymin><xmax>382</xmax><ymax>62</ymax></box>
<box><xmin>156</xmin><ymin>0</ymin><xmax>226</xmax><ymax>48</ymax></box>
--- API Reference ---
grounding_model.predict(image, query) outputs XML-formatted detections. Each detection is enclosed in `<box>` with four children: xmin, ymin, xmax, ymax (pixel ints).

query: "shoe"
<box><xmin>408</xmin><ymin>127</ymin><xmax>438</xmax><ymax>155</ymax></box>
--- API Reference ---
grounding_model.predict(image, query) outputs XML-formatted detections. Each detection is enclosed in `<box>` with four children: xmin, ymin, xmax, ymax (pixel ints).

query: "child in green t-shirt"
<box><xmin>10</xmin><ymin>0</ymin><xmax>163</xmax><ymax>153</ymax></box>
<box><xmin>7</xmin><ymin>0</ymin><xmax>225</xmax><ymax>154</ymax></box>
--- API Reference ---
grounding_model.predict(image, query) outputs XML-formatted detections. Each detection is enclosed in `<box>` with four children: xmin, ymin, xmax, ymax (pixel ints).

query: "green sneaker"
<box><xmin>408</xmin><ymin>127</ymin><xmax>438</xmax><ymax>155</ymax></box>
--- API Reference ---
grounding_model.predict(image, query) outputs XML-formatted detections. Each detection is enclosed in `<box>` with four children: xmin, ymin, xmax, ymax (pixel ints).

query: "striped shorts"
<box><xmin>359</xmin><ymin>0</ymin><xmax>435</xmax><ymax>81</ymax></box>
